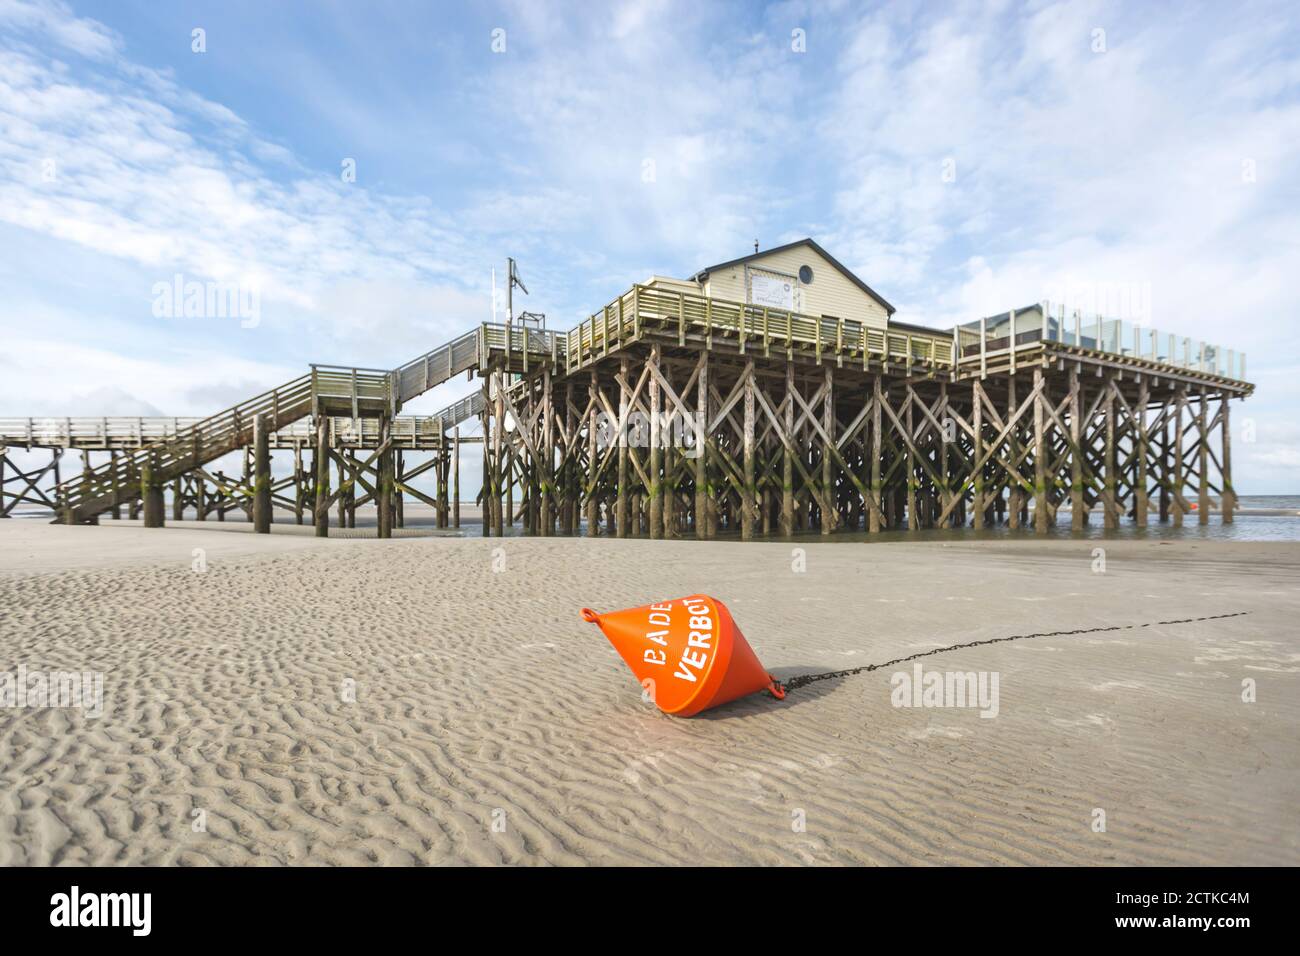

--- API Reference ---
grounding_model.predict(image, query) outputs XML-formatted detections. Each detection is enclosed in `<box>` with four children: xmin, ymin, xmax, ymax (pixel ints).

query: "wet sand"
<box><xmin>1</xmin><ymin>520</ymin><xmax>1297</xmax><ymax>865</ymax></box>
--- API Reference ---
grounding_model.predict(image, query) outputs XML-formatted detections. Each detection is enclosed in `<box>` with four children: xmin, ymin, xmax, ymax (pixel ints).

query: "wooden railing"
<box><xmin>0</xmin><ymin>410</ymin><xmax>486</xmax><ymax>452</ymax></box>
<box><xmin>478</xmin><ymin>323</ymin><xmax>561</xmax><ymax>372</ymax></box>
<box><xmin>50</xmin><ymin>373</ymin><xmax>313</xmax><ymax>520</ymax></box>
<box><xmin>954</xmin><ymin>303</ymin><xmax>1251</xmax><ymax>383</ymax></box>
<box><xmin>0</xmin><ymin>416</ymin><xmax>202</xmax><ymax>449</ymax></box>
<box><xmin>310</xmin><ymin>365</ymin><xmax>398</xmax><ymax>417</ymax></box>
<box><xmin>312</xmin><ymin>416</ymin><xmax>448</xmax><ymax>449</ymax></box>
<box><xmin>429</xmin><ymin>391</ymin><xmax>483</xmax><ymax>431</ymax></box>
<box><xmin>394</xmin><ymin>329</ymin><xmax>481</xmax><ymax>403</ymax></box>
<box><xmin>555</xmin><ymin>284</ymin><xmax>954</xmax><ymax>373</ymax></box>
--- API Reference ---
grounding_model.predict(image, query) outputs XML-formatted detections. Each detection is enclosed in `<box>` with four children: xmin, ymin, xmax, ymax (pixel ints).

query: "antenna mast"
<box><xmin>505</xmin><ymin>257</ymin><xmax>529</xmax><ymax>342</ymax></box>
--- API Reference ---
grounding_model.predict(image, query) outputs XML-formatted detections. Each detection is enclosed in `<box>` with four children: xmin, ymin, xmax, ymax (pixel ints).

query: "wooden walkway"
<box><xmin>2</xmin><ymin>284</ymin><xmax>1252</xmax><ymax>537</ymax></box>
<box><xmin>1</xmin><ymin>396</ymin><xmax>482</xmax><ymax>525</ymax></box>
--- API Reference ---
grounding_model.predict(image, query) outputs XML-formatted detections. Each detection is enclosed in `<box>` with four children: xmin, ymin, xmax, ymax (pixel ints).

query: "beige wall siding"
<box><xmin>701</xmin><ymin>245</ymin><xmax>890</xmax><ymax>329</ymax></box>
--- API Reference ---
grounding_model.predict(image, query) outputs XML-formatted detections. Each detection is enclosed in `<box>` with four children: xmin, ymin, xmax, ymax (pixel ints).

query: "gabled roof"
<box><xmin>692</xmin><ymin>238</ymin><xmax>896</xmax><ymax>315</ymax></box>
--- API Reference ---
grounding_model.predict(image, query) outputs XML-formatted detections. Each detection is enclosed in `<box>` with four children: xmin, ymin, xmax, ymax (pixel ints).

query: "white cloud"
<box><xmin>0</xmin><ymin>25</ymin><xmax>567</xmax><ymax>347</ymax></box>
<box><xmin>0</xmin><ymin>0</ymin><xmax>118</xmax><ymax>59</ymax></box>
<box><xmin>0</xmin><ymin>332</ymin><xmax>299</xmax><ymax>416</ymax></box>
<box><xmin>820</xmin><ymin>1</ymin><xmax>1300</xmax><ymax>341</ymax></box>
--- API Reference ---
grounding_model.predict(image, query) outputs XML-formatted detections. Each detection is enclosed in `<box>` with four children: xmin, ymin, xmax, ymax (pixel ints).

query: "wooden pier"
<box><xmin>477</xmin><ymin>286</ymin><xmax>1250</xmax><ymax>538</ymax></box>
<box><xmin>4</xmin><ymin>280</ymin><xmax>1251</xmax><ymax>538</ymax></box>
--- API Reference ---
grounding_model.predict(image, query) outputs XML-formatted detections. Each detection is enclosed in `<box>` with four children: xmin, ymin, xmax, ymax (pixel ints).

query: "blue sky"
<box><xmin>1</xmin><ymin>0</ymin><xmax>1299</xmax><ymax>491</ymax></box>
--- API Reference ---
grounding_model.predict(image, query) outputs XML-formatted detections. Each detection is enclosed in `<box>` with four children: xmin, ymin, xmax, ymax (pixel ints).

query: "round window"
<box><xmin>798</xmin><ymin>265</ymin><xmax>813</xmax><ymax>284</ymax></box>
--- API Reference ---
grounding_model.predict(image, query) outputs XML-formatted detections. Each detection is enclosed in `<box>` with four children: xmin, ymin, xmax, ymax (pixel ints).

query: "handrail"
<box><xmin>394</xmin><ymin>328</ymin><xmax>481</xmax><ymax>403</ymax></box>
<box><xmin>0</xmin><ymin>416</ymin><xmax>201</xmax><ymax>447</ymax></box>
<box><xmin>54</xmin><ymin>372</ymin><xmax>315</xmax><ymax>519</ymax></box>
<box><xmin>487</xmin><ymin>284</ymin><xmax>954</xmax><ymax>374</ymax></box>
<box><xmin>51</xmin><ymin>317</ymin><xmax>501</xmax><ymax>519</ymax></box>
<box><xmin>429</xmin><ymin>392</ymin><xmax>483</xmax><ymax>429</ymax></box>
<box><xmin>954</xmin><ymin>301</ymin><xmax>1250</xmax><ymax>384</ymax></box>
<box><xmin>0</xmin><ymin>414</ymin><xmax>484</xmax><ymax>450</ymax></box>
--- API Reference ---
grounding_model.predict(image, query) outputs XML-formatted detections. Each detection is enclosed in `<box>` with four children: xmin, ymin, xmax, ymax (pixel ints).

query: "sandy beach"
<box><xmin>1</xmin><ymin>519</ymin><xmax>1297</xmax><ymax>866</ymax></box>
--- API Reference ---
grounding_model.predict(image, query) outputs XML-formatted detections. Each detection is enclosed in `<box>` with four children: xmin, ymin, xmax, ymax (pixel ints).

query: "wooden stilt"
<box><xmin>870</xmin><ymin>376</ymin><xmax>882</xmax><ymax>533</ymax></box>
<box><xmin>252</xmin><ymin>413</ymin><xmax>271</xmax><ymax>533</ymax></box>
<box><xmin>141</xmin><ymin>453</ymin><xmax>164</xmax><ymax>528</ymax></box>
<box><xmin>1006</xmin><ymin>376</ymin><xmax>1020</xmax><ymax>530</ymax></box>
<box><xmin>504</xmin><ymin>433</ymin><xmax>515</xmax><ymax>533</ymax></box>
<box><xmin>694</xmin><ymin>353</ymin><xmax>709</xmax><ymax>539</ymax></box>
<box><xmin>1135</xmin><ymin>380</ymin><xmax>1149</xmax><ymax>527</ymax></box>
<box><xmin>665</xmin><ymin>427</ymin><xmax>678</xmax><ymax>538</ymax></box>
<box><xmin>314</xmin><ymin>414</ymin><xmax>330</xmax><ymax>537</ymax></box>
<box><xmin>1220</xmin><ymin>389</ymin><xmax>1235</xmax><ymax>523</ymax></box>
<box><xmin>336</xmin><ymin>455</ymin><xmax>347</xmax><ymax>528</ymax></box>
<box><xmin>781</xmin><ymin>364</ymin><xmax>795</xmax><ymax>536</ymax></box>
<box><xmin>397</xmin><ymin>449</ymin><xmax>408</xmax><ymax>529</ymax></box>
<box><xmin>561</xmin><ymin>383</ymin><xmax>574</xmax><ymax>535</ymax></box>
<box><xmin>587</xmin><ymin>371</ymin><xmax>600</xmax><ymax>537</ymax></box>
<box><xmin>1173</xmin><ymin>388</ymin><xmax>1186</xmax><ymax>528</ymax></box>
<box><xmin>1070</xmin><ymin>368</ymin><xmax>1085</xmax><ymax>530</ymax></box>
<box><xmin>649</xmin><ymin>344</ymin><xmax>663</xmax><ymax>539</ymax></box>
<box><xmin>742</xmin><ymin>359</ymin><xmax>756</xmax><ymax>541</ymax></box>
<box><xmin>971</xmin><ymin>380</ymin><xmax>984</xmax><ymax>530</ymax></box>
<box><xmin>480</xmin><ymin>403</ymin><xmax>492</xmax><ymax>537</ymax></box>
<box><xmin>1164</xmin><ymin>400</ymin><xmax>1175</xmax><ymax>528</ymax></box>
<box><xmin>1103</xmin><ymin>375</ymin><xmax>1118</xmax><ymax>529</ymax></box>
<box><xmin>453</xmin><ymin>427</ymin><xmax>461</xmax><ymax>528</ymax></box>
<box><xmin>819</xmin><ymin>365</ymin><xmax>834</xmax><ymax>535</ymax></box>
<box><xmin>493</xmin><ymin>370</ymin><xmax>505</xmax><ymax>536</ymax></box>
<box><xmin>1197</xmin><ymin>386</ymin><xmax>1210</xmax><ymax>525</ymax></box>
<box><xmin>1033</xmin><ymin>367</ymin><xmax>1049</xmax><ymax>532</ymax></box>
<box><xmin>904</xmin><ymin>385</ymin><xmax>917</xmax><ymax>533</ymax></box>
<box><xmin>937</xmin><ymin>382</ymin><xmax>951</xmax><ymax>528</ymax></box>
<box><xmin>377</xmin><ymin>414</ymin><xmax>393</xmax><ymax>539</ymax></box>
<box><xmin>542</xmin><ymin>366</ymin><xmax>555</xmax><ymax>536</ymax></box>
<box><xmin>617</xmin><ymin>357</ymin><xmax>630</xmax><ymax>538</ymax></box>
<box><xmin>293</xmin><ymin>443</ymin><xmax>304</xmax><ymax>524</ymax></box>
<box><xmin>109</xmin><ymin>450</ymin><xmax>122</xmax><ymax>520</ymax></box>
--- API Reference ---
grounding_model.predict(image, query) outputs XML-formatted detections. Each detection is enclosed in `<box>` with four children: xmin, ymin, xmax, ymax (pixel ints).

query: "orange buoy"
<box><xmin>580</xmin><ymin>594</ymin><xmax>785</xmax><ymax>717</ymax></box>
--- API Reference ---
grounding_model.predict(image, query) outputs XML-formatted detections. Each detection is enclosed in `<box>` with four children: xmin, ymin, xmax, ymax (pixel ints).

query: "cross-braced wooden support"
<box><xmin>0</xmin><ymin>445</ymin><xmax>64</xmax><ymax>518</ymax></box>
<box><xmin>476</xmin><ymin>338</ymin><xmax>1246</xmax><ymax>539</ymax></box>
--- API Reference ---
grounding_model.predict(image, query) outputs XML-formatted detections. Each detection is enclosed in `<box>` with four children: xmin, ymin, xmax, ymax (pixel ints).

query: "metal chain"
<box><xmin>781</xmin><ymin>611</ymin><xmax>1250</xmax><ymax>693</ymax></box>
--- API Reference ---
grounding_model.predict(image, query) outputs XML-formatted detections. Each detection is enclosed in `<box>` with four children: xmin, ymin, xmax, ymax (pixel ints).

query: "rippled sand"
<box><xmin>1</xmin><ymin>520</ymin><xmax>1297</xmax><ymax>865</ymax></box>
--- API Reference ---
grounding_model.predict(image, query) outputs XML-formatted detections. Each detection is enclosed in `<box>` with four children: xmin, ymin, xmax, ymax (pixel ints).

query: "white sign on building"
<box><xmin>750</xmin><ymin>272</ymin><xmax>795</xmax><ymax>310</ymax></box>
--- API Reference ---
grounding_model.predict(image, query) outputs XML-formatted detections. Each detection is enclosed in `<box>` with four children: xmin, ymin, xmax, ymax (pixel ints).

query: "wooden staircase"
<box><xmin>55</xmin><ymin>328</ymin><xmax>490</xmax><ymax>524</ymax></box>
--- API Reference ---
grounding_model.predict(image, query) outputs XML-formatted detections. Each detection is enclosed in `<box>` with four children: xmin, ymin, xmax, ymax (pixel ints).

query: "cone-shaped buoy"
<box><xmin>581</xmin><ymin>595</ymin><xmax>785</xmax><ymax>717</ymax></box>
